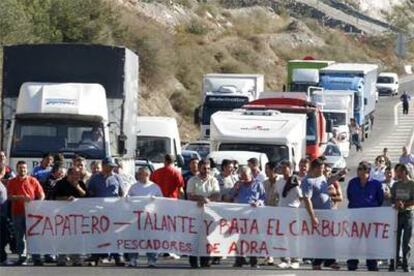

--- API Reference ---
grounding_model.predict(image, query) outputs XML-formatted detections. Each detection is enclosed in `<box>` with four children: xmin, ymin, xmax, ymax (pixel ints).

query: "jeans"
<box><xmin>189</xmin><ymin>256</ymin><xmax>210</xmax><ymax>267</ymax></box>
<box><xmin>396</xmin><ymin>210</ymin><xmax>413</xmax><ymax>269</ymax></box>
<box><xmin>347</xmin><ymin>259</ymin><xmax>378</xmax><ymax>271</ymax></box>
<box><xmin>313</xmin><ymin>258</ymin><xmax>336</xmax><ymax>267</ymax></box>
<box><xmin>12</xmin><ymin>215</ymin><xmax>41</xmax><ymax>262</ymax></box>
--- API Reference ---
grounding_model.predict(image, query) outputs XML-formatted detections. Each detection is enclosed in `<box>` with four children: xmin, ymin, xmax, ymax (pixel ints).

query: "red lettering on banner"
<box><xmin>133</xmin><ymin>210</ymin><xmax>197</xmax><ymax>234</ymax></box>
<box><xmin>321</xmin><ymin>219</ymin><xmax>330</xmax><ymax>237</ymax></box>
<box><xmin>373</xmin><ymin>222</ymin><xmax>383</xmax><ymax>238</ymax></box>
<box><xmin>204</xmin><ymin>220</ymin><xmax>214</xmax><ymax>235</ymax></box>
<box><xmin>266</xmin><ymin>219</ymin><xmax>284</xmax><ymax>236</ymax></box>
<box><xmin>289</xmin><ymin>220</ymin><xmax>298</xmax><ymax>236</ymax></box>
<box><xmin>301</xmin><ymin>220</ymin><xmax>310</xmax><ymax>235</ymax></box>
<box><xmin>382</xmin><ymin>224</ymin><xmax>390</xmax><ymax>239</ymax></box>
<box><xmin>227</xmin><ymin>240</ymin><xmax>268</xmax><ymax>255</ymax></box>
<box><xmin>342</xmin><ymin>220</ymin><xmax>350</xmax><ymax>237</ymax></box>
<box><xmin>41</xmin><ymin>216</ymin><xmax>54</xmax><ymax>236</ymax></box>
<box><xmin>27</xmin><ymin>214</ymin><xmax>43</xmax><ymax>236</ymax></box>
<box><xmin>206</xmin><ymin>243</ymin><xmax>220</xmax><ymax>254</ymax></box>
<box><xmin>219</xmin><ymin>218</ymin><xmax>259</xmax><ymax>235</ymax></box>
<box><xmin>55</xmin><ymin>215</ymin><xmax>64</xmax><ymax>236</ymax></box>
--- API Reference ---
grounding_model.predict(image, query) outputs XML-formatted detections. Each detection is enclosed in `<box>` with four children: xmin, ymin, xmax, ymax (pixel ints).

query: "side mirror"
<box><xmin>396</xmin><ymin>81</ymin><xmax>399</xmax><ymax>84</ymax></box>
<box><xmin>283</xmin><ymin>84</ymin><xmax>287</xmax><ymax>92</ymax></box>
<box><xmin>117</xmin><ymin>134</ymin><xmax>127</xmax><ymax>155</ymax></box>
<box><xmin>364</xmin><ymin>98</ymin><xmax>368</xmax><ymax>105</ymax></box>
<box><xmin>194</xmin><ymin>106</ymin><xmax>200</xmax><ymax>125</ymax></box>
<box><xmin>176</xmin><ymin>154</ymin><xmax>184</xmax><ymax>168</ymax></box>
<box><xmin>326</xmin><ymin>119</ymin><xmax>333</xmax><ymax>133</ymax></box>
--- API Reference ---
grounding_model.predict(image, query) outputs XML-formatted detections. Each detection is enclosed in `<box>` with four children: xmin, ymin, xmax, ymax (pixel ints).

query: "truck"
<box><xmin>321</xmin><ymin>91</ymin><xmax>354</xmax><ymax>158</ymax></box>
<box><xmin>194</xmin><ymin>73</ymin><xmax>264</xmax><ymax>139</ymax></box>
<box><xmin>136</xmin><ymin>116</ymin><xmax>183</xmax><ymax>169</ymax></box>
<box><xmin>243</xmin><ymin>92</ymin><xmax>329</xmax><ymax>160</ymax></box>
<box><xmin>376</xmin><ymin>72</ymin><xmax>399</xmax><ymax>96</ymax></box>
<box><xmin>319</xmin><ymin>63</ymin><xmax>378</xmax><ymax>139</ymax></box>
<box><xmin>287</xmin><ymin>60</ymin><xmax>335</xmax><ymax>92</ymax></box>
<box><xmin>1</xmin><ymin>44</ymin><xmax>138</xmax><ymax>174</ymax></box>
<box><xmin>210</xmin><ymin>109</ymin><xmax>306</xmax><ymax>169</ymax></box>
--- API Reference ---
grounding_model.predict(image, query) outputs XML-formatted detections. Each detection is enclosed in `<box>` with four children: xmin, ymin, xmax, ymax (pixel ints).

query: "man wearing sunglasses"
<box><xmin>346</xmin><ymin>161</ymin><xmax>384</xmax><ymax>271</ymax></box>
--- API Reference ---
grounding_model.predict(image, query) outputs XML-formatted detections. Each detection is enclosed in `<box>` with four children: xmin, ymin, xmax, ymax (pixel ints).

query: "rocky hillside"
<box><xmin>0</xmin><ymin>0</ymin><xmax>410</xmax><ymax>141</ymax></box>
<box><xmin>115</xmin><ymin>0</ymin><xmax>406</xmax><ymax>141</ymax></box>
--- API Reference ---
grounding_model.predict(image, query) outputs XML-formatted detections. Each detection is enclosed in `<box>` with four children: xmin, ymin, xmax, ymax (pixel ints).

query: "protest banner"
<box><xmin>26</xmin><ymin>197</ymin><xmax>396</xmax><ymax>259</ymax></box>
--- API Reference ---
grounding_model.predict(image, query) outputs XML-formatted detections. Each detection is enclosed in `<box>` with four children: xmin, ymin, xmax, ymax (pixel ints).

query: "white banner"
<box><xmin>26</xmin><ymin>198</ymin><xmax>396</xmax><ymax>259</ymax></box>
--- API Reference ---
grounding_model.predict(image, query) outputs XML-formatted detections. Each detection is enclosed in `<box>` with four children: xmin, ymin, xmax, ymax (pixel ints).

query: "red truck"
<box><xmin>243</xmin><ymin>92</ymin><xmax>330</xmax><ymax>161</ymax></box>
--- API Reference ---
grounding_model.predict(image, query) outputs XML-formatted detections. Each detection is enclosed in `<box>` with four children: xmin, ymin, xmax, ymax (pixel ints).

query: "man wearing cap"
<box><xmin>87</xmin><ymin>157</ymin><xmax>125</xmax><ymax>266</ymax></box>
<box><xmin>150</xmin><ymin>154</ymin><xmax>184</xmax><ymax>199</ymax></box>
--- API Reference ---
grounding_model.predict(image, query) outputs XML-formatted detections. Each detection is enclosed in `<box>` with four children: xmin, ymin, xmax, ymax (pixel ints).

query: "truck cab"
<box><xmin>243</xmin><ymin>92</ymin><xmax>328</xmax><ymax>160</ymax></box>
<box><xmin>319</xmin><ymin>63</ymin><xmax>378</xmax><ymax>139</ymax></box>
<box><xmin>195</xmin><ymin>74</ymin><xmax>264</xmax><ymax>139</ymax></box>
<box><xmin>136</xmin><ymin>116</ymin><xmax>183</xmax><ymax>169</ymax></box>
<box><xmin>1</xmin><ymin>44</ymin><xmax>138</xmax><ymax>174</ymax></box>
<box><xmin>287</xmin><ymin>60</ymin><xmax>334</xmax><ymax>92</ymax></box>
<box><xmin>210</xmin><ymin>109</ymin><xmax>306</xmax><ymax>169</ymax></box>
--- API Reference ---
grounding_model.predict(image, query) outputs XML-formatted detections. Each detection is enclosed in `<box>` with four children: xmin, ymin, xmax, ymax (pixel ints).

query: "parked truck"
<box><xmin>243</xmin><ymin>92</ymin><xmax>329</xmax><ymax>160</ymax></box>
<box><xmin>287</xmin><ymin>60</ymin><xmax>334</xmax><ymax>92</ymax></box>
<box><xmin>136</xmin><ymin>116</ymin><xmax>183</xmax><ymax>169</ymax></box>
<box><xmin>321</xmin><ymin>91</ymin><xmax>354</xmax><ymax>158</ymax></box>
<box><xmin>194</xmin><ymin>73</ymin><xmax>264</xmax><ymax>139</ymax></box>
<box><xmin>1</xmin><ymin>44</ymin><xmax>138</xmax><ymax>174</ymax></box>
<box><xmin>319</xmin><ymin>63</ymin><xmax>378</xmax><ymax>139</ymax></box>
<box><xmin>210</xmin><ymin>109</ymin><xmax>306</xmax><ymax>169</ymax></box>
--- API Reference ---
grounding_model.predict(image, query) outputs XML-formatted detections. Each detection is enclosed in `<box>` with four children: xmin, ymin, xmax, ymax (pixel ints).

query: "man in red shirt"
<box><xmin>8</xmin><ymin>161</ymin><xmax>45</xmax><ymax>266</ymax></box>
<box><xmin>150</xmin><ymin>154</ymin><xmax>184</xmax><ymax>198</ymax></box>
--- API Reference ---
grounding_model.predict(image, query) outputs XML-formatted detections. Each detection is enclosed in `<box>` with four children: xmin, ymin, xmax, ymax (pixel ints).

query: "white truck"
<box><xmin>136</xmin><ymin>116</ymin><xmax>183</xmax><ymax>169</ymax></box>
<box><xmin>319</xmin><ymin>63</ymin><xmax>378</xmax><ymax>139</ymax></box>
<box><xmin>321</xmin><ymin>91</ymin><xmax>354</xmax><ymax>158</ymax></box>
<box><xmin>1</xmin><ymin>44</ymin><xmax>138</xmax><ymax>174</ymax></box>
<box><xmin>210</xmin><ymin>109</ymin><xmax>306</xmax><ymax>169</ymax></box>
<box><xmin>195</xmin><ymin>74</ymin><xmax>264</xmax><ymax>139</ymax></box>
<box><xmin>376</xmin><ymin>72</ymin><xmax>399</xmax><ymax>96</ymax></box>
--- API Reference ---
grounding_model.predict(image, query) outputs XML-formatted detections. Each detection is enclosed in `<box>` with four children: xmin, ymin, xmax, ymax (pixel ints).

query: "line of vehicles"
<box><xmin>0</xmin><ymin>44</ymin><xmax>400</xmax><ymax>177</ymax></box>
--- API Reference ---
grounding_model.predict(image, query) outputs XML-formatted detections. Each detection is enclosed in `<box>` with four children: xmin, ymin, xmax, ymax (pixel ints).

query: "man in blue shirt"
<box><xmin>86</xmin><ymin>157</ymin><xmax>125</xmax><ymax>266</ymax></box>
<box><xmin>346</xmin><ymin>161</ymin><xmax>384</xmax><ymax>271</ymax></box>
<box><xmin>229</xmin><ymin>166</ymin><xmax>265</xmax><ymax>268</ymax></box>
<box><xmin>32</xmin><ymin>153</ymin><xmax>54</xmax><ymax>184</ymax></box>
<box><xmin>301</xmin><ymin>157</ymin><xmax>344</xmax><ymax>270</ymax></box>
<box><xmin>87</xmin><ymin>158</ymin><xmax>125</xmax><ymax>198</ymax></box>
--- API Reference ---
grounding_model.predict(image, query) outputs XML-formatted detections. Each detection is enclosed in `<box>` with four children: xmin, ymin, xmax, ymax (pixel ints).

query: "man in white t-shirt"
<box><xmin>187</xmin><ymin>159</ymin><xmax>220</xmax><ymax>268</ymax></box>
<box><xmin>127</xmin><ymin>167</ymin><xmax>162</xmax><ymax>267</ymax></box>
<box><xmin>275</xmin><ymin>160</ymin><xmax>302</xmax><ymax>269</ymax></box>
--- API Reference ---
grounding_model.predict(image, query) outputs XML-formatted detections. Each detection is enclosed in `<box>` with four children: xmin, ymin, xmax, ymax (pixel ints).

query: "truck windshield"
<box><xmin>377</xmin><ymin>76</ymin><xmax>394</xmax><ymax>84</ymax></box>
<box><xmin>218</xmin><ymin>143</ymin><xmax>289</xmax><ymax>164</ymax></box>
<box><xmin>323</xmin><ymin>112</ymin><xmax>346</xmax><ymax>127</ymax></box>
<box><xmin>290</xmin><ymin>83</ymin><xmax>313</xmax><ymax>93</ymax></box>
<box><xmin>137</xmin><ymin>136</ymin><xmax>171</xmax><ymax>163</ymax></box>
<box><xmin>11</xmin><ymin>119</ymin><xmax>105</xmax><ymax>159</ymax></box>
<box><xmin>201</xmin><ymin>96</ymin><xmax>249</xmax><ymax>125</ymax></box>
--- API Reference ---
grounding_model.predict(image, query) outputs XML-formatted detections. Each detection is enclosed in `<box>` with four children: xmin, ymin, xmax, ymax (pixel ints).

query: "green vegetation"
<box><xmin>0</xmin><ymin>0</ymin><xmax>411</xmax><ymax>138</ymax></box>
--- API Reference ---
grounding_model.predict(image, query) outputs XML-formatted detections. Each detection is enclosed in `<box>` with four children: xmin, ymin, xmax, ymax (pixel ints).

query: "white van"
<box><xmin>376</xmin><ymin>72</ymin><xmax>399</xmax><ymax>96</ymax></box>
<box><xmin>136</xmin><ymin>116</ymin><xmax>183</xmax><ymax>169</ymax></box>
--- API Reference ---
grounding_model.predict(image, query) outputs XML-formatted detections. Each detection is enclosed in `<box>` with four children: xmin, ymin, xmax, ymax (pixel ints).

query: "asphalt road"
<box><xmin>1</xmin><ymin>76</ymin><xmax>414</xmax><ymax>276</ymax></box>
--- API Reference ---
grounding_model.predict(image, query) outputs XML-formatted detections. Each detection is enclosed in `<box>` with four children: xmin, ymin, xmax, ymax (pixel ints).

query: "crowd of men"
<box><xmin>0</xmin><ymin>147</ymin><xmax>413</xmax><ymax>272</ymax></box>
